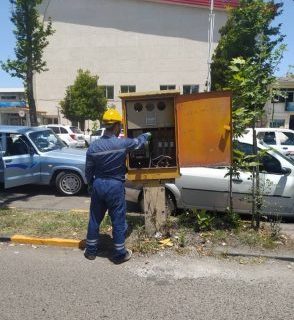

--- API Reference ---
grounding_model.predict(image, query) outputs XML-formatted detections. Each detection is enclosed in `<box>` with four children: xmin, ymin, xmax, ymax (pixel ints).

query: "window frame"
<box><xmin>120</xmin><ymin>85</ymin><xmax>136</xmax><ymax>94</ymax></box>
<box><xmin>1</xmin><ymin>95</ymin><xmax>17</xmax><ymax>100</ymax></box>
<box><xmin>183</xmin><ymin>84</ymin><xmax>199</xmax><ymax>95</ymax></box>
<box><xmin>101</xmin><ymin>85</ymin><xmax>114</xmax><ymax>100</ymax></box>
<box><xmin>160</xmin><ymin>85</ymin><xmax>176</xmax><ymax>91</ymax></box>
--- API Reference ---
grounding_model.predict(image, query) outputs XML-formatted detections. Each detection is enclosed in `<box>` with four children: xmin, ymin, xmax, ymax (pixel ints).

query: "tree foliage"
<box><xmin>212</xmin><ymin>0</ymin><xmax>285</xmax><ymax>230</ymax></box>
<box><xmin>211</xmin><ymin>0</ymin><xmax>284</xmax><ymax>91</ymax></box>
<box><xmin>60</xmin><ymin>69</ymin><xmax>107</xmax><ymax>127</ymax></box>
<box><xmin>228</xmin><ymin>45</ymin><xmax>285</xmax><ymax>229</ymax></box>
<box><xmin>1</xmin><ymin>0</ymin><xmax>54</xmax><ymax>126</ymax></box>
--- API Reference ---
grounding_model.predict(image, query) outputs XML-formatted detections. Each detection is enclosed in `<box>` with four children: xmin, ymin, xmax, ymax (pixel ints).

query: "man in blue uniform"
<box><xmin>84</xmin><ymin>108</ymin><xmax>150</xmax><ymax>264</ymax></box>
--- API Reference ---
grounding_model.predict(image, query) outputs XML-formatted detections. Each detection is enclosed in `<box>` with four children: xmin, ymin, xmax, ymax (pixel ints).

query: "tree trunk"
<box><xmin>27</xmin><ymin>72</ymin><xmax>38</xmax><ymax>126</ymax></box>
<box><xmin>252</xmin><ymin>124</ymin><xmax>261</xmax><ymax>230</ymax></box>
<box><xmin>229</xmin><ymin>166</ymin><xmax>233</xmax><ymax>213</ymax></box>
<box><xmin>24</xmin><ymin>2</ymin><xmax>38</xmax><ymax>127</ymax></box>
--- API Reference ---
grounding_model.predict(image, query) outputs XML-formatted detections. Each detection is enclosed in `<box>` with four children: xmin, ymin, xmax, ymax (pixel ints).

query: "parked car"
<box><xmin>244</xmin><ymin>128</ymin><xmax>294</xmax><ymax>158</ymax></box>
<box><xmin>126</xmin><ymin>135</ymin><xmax>294</xmax><ymax>217</ymax></box>
<box><xmin>0</xmin><ymin>125</ymin><xmax>87</xmax><ymax>195</ymax></box>
<box><xmin>44</xmin><ymin>125</ymin><xmax>86</xmax><ymax>148</ymax></box>
<box><xmin>90</xmin><ymin>128</ymin><xmax>124</xmax><ymax>143</ymax></box>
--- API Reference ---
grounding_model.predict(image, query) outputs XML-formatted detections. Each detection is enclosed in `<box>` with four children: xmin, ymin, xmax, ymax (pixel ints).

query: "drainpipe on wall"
<box><xmin>207</xmin><ymin>0</ymin><xmax>215</xmax><ymax>92</ymax></box>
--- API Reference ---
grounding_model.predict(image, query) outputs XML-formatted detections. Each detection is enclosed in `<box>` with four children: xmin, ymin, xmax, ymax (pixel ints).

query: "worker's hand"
<box><xmin>145</xmin><ymin>132</ymin><xmax>152</xmax><ymax>141</ymax></box>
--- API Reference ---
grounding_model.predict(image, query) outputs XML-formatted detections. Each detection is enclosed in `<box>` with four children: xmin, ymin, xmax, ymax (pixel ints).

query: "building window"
<box><xmin>1</xmin><ymin>95</ymin><xmax>17</xmax><ymax>100</ymax></box>
<box><xmin>101</xmin><ymin>86</ymin><xmax>114</xmax><ymax>100</ymax></box>
<box><xmin>270</xmin><ymin>119</ymin><xmax>285</xmax><ymax>128</ymax></box>
<box><xmin>120</xmin><ymin>85</ymin><xmax>136</xmax><ymax>94</ymax></box>
<box><xmin>183</xmin><ymin>85</ymin><xmax>199</xmax><ymax>95</ymax></box>
<box><xmin>160</xmin><ymin>85</ymin><xmax>176</xmax><ymax>91</ymax></box>
<box><xmin>273</xmin><ymin>88</ymin><xmax>294</xmax><ymax>103</ymax></box>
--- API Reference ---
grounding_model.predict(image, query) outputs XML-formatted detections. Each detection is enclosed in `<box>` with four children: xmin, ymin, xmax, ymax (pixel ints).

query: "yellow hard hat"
<box><xmin>102</xmin><ymin>108</ymin><xmax>122</xmax><ymax>124</ymax></box>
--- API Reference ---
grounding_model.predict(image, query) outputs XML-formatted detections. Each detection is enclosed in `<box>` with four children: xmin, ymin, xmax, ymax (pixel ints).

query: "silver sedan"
<box><xmin>126</xmin><ymin>136</ymin><xmax>294</xmax><ymax>217</ymax></box>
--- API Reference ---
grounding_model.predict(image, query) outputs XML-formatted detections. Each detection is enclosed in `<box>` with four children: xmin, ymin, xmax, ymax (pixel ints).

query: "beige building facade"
<box><xmin>35</xmin><ymin>0</ymin><xmax>233</xmax><ymax>129</ymax></box>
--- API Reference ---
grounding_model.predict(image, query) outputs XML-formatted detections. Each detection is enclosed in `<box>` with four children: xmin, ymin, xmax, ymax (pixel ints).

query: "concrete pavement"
<box><xmin>0</xmin><ymin>243</ymin><xmax>293</xmax><ymax>320</ymax></box>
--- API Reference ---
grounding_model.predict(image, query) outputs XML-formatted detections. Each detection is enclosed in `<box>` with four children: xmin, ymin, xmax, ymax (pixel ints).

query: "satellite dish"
<box><xmin>18</xmin><ymin>110</ymin><xmax>25</xmax><ymax>117</ymax></box>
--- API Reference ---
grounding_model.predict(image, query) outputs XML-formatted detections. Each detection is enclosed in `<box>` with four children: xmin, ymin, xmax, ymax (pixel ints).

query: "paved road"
<box><xmin>0</xmin><ymin>184</ymin><xmax>140</xmax><ymax>212</ymax></box>
<box><xmin>0</xmin><ymin>243</ymin><xmax>293</xmax><ymax>320</ymax></box>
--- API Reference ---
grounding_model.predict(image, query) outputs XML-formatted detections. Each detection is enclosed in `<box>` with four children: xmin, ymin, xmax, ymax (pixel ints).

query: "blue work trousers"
<box><xmin>86</xmin><ymin>178</ymin><xmax>127</xmax><ymax>257</ymax></box>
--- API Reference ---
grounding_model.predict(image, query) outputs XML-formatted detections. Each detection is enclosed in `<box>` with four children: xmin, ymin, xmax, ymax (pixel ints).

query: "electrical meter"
<box><xmin>120</xmin><ymin>90</ymin><xmax>232</xmax><ymax>182</ymax></box>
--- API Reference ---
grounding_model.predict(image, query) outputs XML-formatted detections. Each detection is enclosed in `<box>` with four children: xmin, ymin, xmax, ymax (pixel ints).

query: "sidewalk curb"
<box><xmin>216</xmin><ymin>250</ymin><xmax>294</xmax><ymax>262</ymax></box>
<box><xmin>0</xmin><ymin>234</ymin><xmax>85</xmax><ymax>249</ymax></box>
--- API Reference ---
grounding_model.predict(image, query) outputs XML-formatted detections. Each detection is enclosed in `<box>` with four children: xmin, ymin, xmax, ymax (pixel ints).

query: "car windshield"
<box><xmin>29</xmin><ymin>129</ymin><xmax>66</xmax><ymax>152</ymax></box>
<box><xmin>70</xmin><ymin>126</ymin><xmax>82</xmax><ymax>134</ymax></box>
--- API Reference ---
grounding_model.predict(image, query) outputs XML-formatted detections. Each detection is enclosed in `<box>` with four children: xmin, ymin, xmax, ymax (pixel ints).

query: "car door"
<box><xmin>2</xmin><ymin>134</ymin><xmax>41</xmax><ymax>188</ymax></box>
<box><xmin>178</xmin><ymin>166</ymin><xmax>230</xmax><ymax>211</ymax></box>
<box><xmin>175</xmin><ymin>91</ymin><xmax>232</xmax><ymax>211</ymax></box>
<box><xmin>259</xmin><ymin>152</ymin><xmax>294</xmax><ymax>216</ymax></box>
<box><xmin>231</xmin><ymin>142</ymin><xmax>255</xmax><ymax>213</ymax></box>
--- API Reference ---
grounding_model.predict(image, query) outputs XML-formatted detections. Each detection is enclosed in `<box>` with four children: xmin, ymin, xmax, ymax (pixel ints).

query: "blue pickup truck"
<box><xmin>0</xmin><ymin>125</ymin><xmax>87</xmax><ymax>195</ymax></box>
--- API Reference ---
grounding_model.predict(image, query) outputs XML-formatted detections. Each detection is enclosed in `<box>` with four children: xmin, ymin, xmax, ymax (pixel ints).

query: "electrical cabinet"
<box><xmin>120</xmin><ymin>90</ymin><xmax>232</xmax><ymax>182</ymax></box>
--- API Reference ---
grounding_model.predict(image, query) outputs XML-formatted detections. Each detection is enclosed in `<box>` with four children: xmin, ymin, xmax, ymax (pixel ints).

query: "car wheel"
<box><xmin>55</xmin><ymin>171</ymin><xmax>83</xmax><ymax>196</ymax></box>
<box><xmin>139</xmin><ymin>189</ymin><xmax>177</xmax><ymax>216</ymax></box>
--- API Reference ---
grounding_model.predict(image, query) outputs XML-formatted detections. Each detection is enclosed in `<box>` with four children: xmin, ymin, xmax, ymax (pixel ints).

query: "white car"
<box><xmin>127</xmin><ymin>136</ymin><xmax>294</xmax><ymax>217</ymax></box>
<box><xmin>90</xmin><ymin>128</ymin><xmax>124</xmax><ymax>143</ymax></box>
<box><xmin>244</xmin><ymin>128</ymin><xmax>294</xmax><ymax>158</ymax></box>
<box><xmin>44</xmin><ymin>125</ymin><xmax>86</xmax><ymax>148</ymax></box>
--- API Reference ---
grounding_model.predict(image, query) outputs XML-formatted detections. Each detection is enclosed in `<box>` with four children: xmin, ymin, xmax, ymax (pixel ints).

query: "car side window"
<box><xmin>278</xmin><ymin>132</ymin><xmax>294</xmax><ymax>146</ymax></box>
<box><xmin>260</xmin><ymin>154</ymin><xmax>282</xmax><ymax>174</ymax></box>
<box><xmin>48</xmin><ymin>126</ymin><xmax>60</xmax><ymax>134</ymax></box>
<box><xmin>258</xmin><ymin>131</ymin><xmax>276</xmax><ymax>145</ymax></box>
<box><xmin>6</xmin><ymin>134</ymin><xmax>30</xmax><ymax>156</ymax></box>
<box><xmin>236</xmin><ymin>142</ymin><xmax>282</xmax><ymax>174</ymax></box>
<box><xmin>60</xmin><ymin>127</ymin><xmax>68</xmax><ymax>134</ymax></box>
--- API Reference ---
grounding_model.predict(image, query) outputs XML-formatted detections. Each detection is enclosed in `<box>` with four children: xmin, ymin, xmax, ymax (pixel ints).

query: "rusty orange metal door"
<box><xmin>176</xmin><ymin>91</ymin><xmax>232</xmax><ymax>167</ymax></box>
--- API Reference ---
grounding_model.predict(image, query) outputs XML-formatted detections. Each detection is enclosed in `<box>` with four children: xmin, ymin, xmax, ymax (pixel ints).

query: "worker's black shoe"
<box><xmin>112</xmin><ymin>249</ymin><xmax>132</xmax><ymax>264</ymax></box>
<box><xmin>84</xmin><ymin>251</ymin><xmax>96</xmax><ymax>260</ymax></box>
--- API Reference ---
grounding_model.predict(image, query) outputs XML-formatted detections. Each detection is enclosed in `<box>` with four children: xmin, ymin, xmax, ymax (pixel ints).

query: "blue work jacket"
<box><xmin>85</xmin><ymin>133</ymin><xmax>149</xmax><ymax>183</ymax></box>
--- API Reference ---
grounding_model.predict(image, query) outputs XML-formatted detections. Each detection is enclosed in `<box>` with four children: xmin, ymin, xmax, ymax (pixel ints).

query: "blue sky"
<box><xmin>0</xmin><ymin>0</ymin><xmax>293</xmax><ymax>88</ymax></box>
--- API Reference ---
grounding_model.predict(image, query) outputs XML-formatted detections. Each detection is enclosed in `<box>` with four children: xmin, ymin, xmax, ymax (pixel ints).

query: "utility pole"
<box><xmin>207</xmin><ymin>0</ymin><xmax>215</xmax><ymax>92</ymax></box>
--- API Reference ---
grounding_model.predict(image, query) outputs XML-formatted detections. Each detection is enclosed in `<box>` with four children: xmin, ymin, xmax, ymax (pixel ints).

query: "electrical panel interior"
<box><xmin>125</xmin><ymin>98</ymin><xmax>177</xmax><ymax>169</ymax></box>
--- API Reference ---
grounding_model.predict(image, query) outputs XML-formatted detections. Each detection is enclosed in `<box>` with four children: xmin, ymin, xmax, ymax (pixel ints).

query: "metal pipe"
<box><xmin>207</xmin><ymin>0</ymin><xmax>215</xmax><ymax>92</ymax></box>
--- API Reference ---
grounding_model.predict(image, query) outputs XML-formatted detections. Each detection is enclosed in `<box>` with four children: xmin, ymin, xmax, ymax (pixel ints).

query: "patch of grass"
<box><xmin>237</xmin><ymin>229</ymin><xmax>277</xmax><ymax>249</ymax></box>
<box><xmin>129</xmin><ymin>225</ymin><xmax>160</xmax><ymax>254</ymax></box>
<box><xmin>0</xmin><ymin>208</ymin><xmax>88</xmax><ymax>239</ymax></box>
<box><xmin>178</xmin><ymin>228</ymin><xmax>187</xmax><ymax>247</ymax></box>
<box><xmin>209</xmin><ymin>229</ymin><xmax>229</xmax><ymax>243</ymax></box>
<box><xmin>100</xmin><ymin>214</ymin><xmax>112</xmax><ymax>232</ymax></box>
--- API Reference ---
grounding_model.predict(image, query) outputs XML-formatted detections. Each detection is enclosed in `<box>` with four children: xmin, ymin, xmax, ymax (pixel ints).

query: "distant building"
<box><xmin>0</xmin><ymin>88</ymin><xmax>28</xmax><ymax>125</ymax></box>
<box><xmin>35</xmin><ymin>0</ymin><xmax>238</xmax><ymax>129</ymax></box>
<box><xmin>264</xmin><ymin>77</ymin><xmax>294</xmax><ymax>129</ymax></box>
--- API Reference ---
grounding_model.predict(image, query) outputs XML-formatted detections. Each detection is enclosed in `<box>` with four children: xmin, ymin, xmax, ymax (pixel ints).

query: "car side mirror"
<box><xmin>281</xmin><ymin>167</ymin><xmax>291</xmax><ymax>175</ymax></box>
